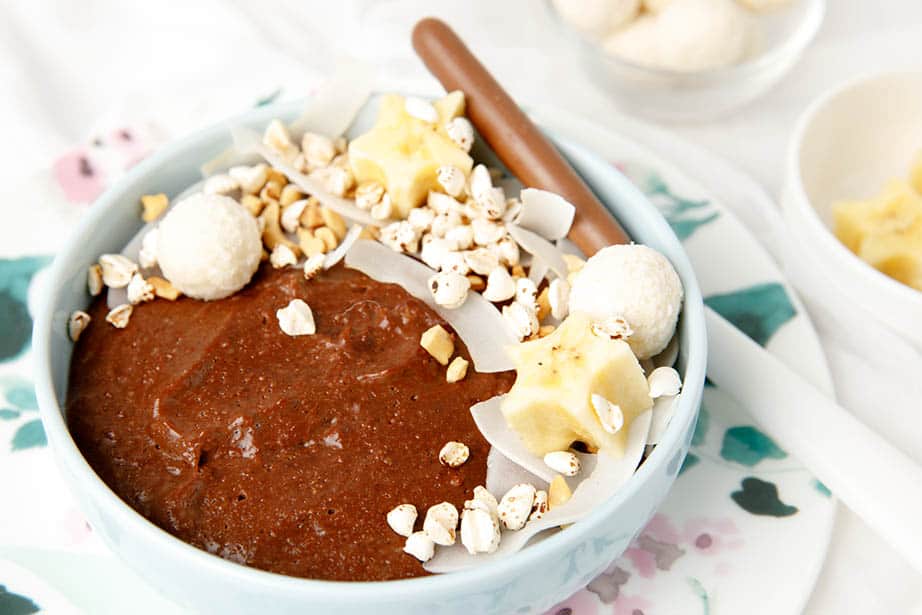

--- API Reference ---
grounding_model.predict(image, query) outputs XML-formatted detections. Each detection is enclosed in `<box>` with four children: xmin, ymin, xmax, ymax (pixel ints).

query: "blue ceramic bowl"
<box><xmin>33</xmin><ymin>96</ymin><xmax>706</xmax><ymax>614</ymax></box>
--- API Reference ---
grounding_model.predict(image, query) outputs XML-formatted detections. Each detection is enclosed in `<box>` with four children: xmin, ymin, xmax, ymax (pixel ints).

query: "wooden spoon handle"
<box><xmin>412</xmin><ymin>17</ymin><xmax>630</xmax><ymax>253</ymax></box>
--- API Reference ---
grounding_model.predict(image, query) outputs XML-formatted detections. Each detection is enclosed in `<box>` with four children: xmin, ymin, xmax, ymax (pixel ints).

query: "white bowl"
<box><xmin>548</xmin><ymin>0</ymin><xmax>825</xmax><ymax>121</ymax></box>
<box><xmin>782</xmin><ymin>71</ymin><xmax>922</xmax><ymax>347</ymax></box>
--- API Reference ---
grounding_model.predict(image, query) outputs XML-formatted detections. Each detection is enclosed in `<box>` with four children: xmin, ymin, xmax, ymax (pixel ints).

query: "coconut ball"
<box><xmin>156</xmin><ymin>193</ymin><xmax>262</xmax><ymax>300</ymax></box>
<box><xmin>568</xmin><ymin>244</ymin><xmax>683</xmax><ymax>359</ymax></box>
<box><xmin>552</xmin><ymin>0</ymin><xmax>641</xmax><ymax>38</ymax></box>
<box><xmin>604</xmin><ymin>0</ymin><xmax>752</xmax><ymax>73</ymax></box>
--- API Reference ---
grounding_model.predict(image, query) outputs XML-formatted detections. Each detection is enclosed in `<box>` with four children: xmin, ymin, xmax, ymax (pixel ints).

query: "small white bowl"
<box><xmin>549</xmin><ymin>0</ymin><xmax>825</xmax><ymax>121</ymax></box>
<box><xmin>782</xmin><ymin>71</ymin><xmax>922</xmax><ymax>346</ymax></box>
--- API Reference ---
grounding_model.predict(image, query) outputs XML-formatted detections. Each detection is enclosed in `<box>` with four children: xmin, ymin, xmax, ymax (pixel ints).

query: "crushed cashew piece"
<box><xmin>276</xmin><ymin>299</ymin><xmax>316</xmax><ymax>336</ymax></box>
<box><xmin>536</xmin><ymin>287</ymin><xmax>551</xmax><ymax>321</ymax></box>
<box><xmin>148</xmin><ymin>276</ymin><xmax>180</xmax><ymax>300</ymax></box>
<box><xmin>498</xmin><ymin>483</ymin><xmax>537</xmax><ymax>531</ymax></box>
<box><xmin>466</xmin><ymin>274</ymin><xmax>485</xmax><ymax>292</ymax></box>
<box><xmin>68</xmin><ymin>310</ymin><xmax>91</xmax><ymax>341</ymax></box>
<box><xmin>548</xmin><ymin>475</ymin><xmax>572</xmax><ymax>509</ymax></box>
<box><xmin>320</xmin><ymin>207</ymin><xmax>347</xmax><ymax>240</ymax></box>
<box><xmin>423</xmin><ymin>502</ymin><xmax>459</xmax><ymax>546</ymax></box>
<box><xmin>386</xmin><ymin>504</ymin><xmax>417</xmax><ymax>538</ymax></box>
<box><xmin>404</xmin><ymin>531</ymin><xmax>435</xmax><ymax>562</ymax></box>
<box><xmin>98</xmin><ymin>254</ymin><xmax>138</xmax><ymax>288</ymax></box>
<box><xmin>279</xmin><ymin>184</ymin><xmax>305</xmax><ymax>207</ymax></box>
<box><xmin>297</xmin><ymin>228</ymin><xmax>327</xmax><ymax>256</ymax></box>
<box><xmin>314</xmin><ymin>226</ymin><xmax>339</xmax><ymax>252</ymax></box>
<box><xmin>241</xmin><ymin>194</ymin><xmax>264</xmax><ymax>217</ymax></box>
<box><xmin>260</xmin><ymin>201</ymin><xmax>300</xmax><ymax>255</ymax></box>
<box><xmin>511</xmin><ymin>264</ymin><xmax>526</xmax><ymax>279</ymax></box>
<box><xmin>105</xmin><ymin>303</ymin><xmax>133</xmax><ymax>329</ymax></box>
<box><xmin>420</xmin><ymin>325</ymin><xmax>454</xmax><ymax>366</ymax></box>
<box><xmin>300</xmin><ymin>201</ymin><xmax>324</xmax><ymax>229</ymax></box>
<box><xmin>140</xmin><ymin>193</ymin><xmax>169</xmax><ymax>222</ymax></box>
<box><xmin>280</xmin><ymin>199</ymin><xmax>310</xmax><ymax>234</ymax></box>
<box><xmin>446</xmin><ymin>356</ymin><xmax>469</xmax><ymax>383</ymax></box>
<box><xmin>543</xmin><ymin>451</ymin><xmax>581</xmax><ymax>477</ymax></box>
<box><xmin>230</xmin><ymin>164</ymin><xmax>269</xmax><ymax>195</ymax></box>
<box><xmin>439</xmin><ymin>441</ymin><xmax>470</xmax><ymax>468</ymax></box>
<box><xmin>87</xmin><ymin>264</ymin><xmax>104</xmax><ymax>296</ymax></box>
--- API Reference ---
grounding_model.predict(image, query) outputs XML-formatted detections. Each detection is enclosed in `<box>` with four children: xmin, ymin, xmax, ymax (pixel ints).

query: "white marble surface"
<box><xmin>1</xmin><ymin>1</ymin><xmax>920</xmax><ymax>612</ymax></box>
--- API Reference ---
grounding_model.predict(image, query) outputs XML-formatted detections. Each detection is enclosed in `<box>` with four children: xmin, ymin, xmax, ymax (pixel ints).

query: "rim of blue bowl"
<box><xmin>33</xmin><ymin>96</ymin><xmax>707</xmax><ymax>601</ymax></box>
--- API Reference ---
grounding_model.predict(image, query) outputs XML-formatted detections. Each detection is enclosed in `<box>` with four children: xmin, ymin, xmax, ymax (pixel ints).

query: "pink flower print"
<box><xmin>52</xmin><ymin>124</ymin><xmax>159</xmax><ymax>204</ymax></box>
<box><xmin>642</xmin><ymin>514</ymin><xmax>682</xmax><ymax>544</ymax></box>
<box><xmin>612</xmin><ymin>594</ymin><xmax>653</xmax><ymax>615</ymax></box>
<box><xmin>621</xmin><ymin>514</ymin><xmax>684</xmax><ymax>578</ymax></box>
<box><xmin>544</xmin><ymin>588</ymin><xmax>601</xmax><ymax>615</ymax></box>
<box><xmin>682</xmin><ymin>517</ymin><xmax>743</xmax><ymax>556</ymax></box>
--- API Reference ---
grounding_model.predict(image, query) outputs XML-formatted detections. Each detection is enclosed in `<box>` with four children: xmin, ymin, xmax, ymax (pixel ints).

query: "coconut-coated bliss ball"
<box><xmin>568</xmin><ymin>244</ymin><xmax>683</xmax><ymax>359</ymax></box>
<box><xmin>156</xmin><ymin>193</ymin><xmax>262</xmax><ymax>300</ymax></box>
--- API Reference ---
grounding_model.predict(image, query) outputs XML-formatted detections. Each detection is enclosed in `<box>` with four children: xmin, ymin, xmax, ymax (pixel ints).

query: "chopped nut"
<box><xmin>386</xmin><ymin>504</ymin><xmax>417</xmax><ymax>538</ymax></box>
<box><xmin>460</xmin><ymin>507</ymin><xmax>501</xmax><ymax>554</ymax></box>
<box><xmin>140</xmin><ymin>193</ymin><xmax>169</xmax><ymax>222</ymax></box>
<box><xmin>148</xmin><ymin>276</ymin><xmax>180</xmax><ymax>300</ymax></box>
<box><xmin>420</xmin><ymin>324</ymin><xmax>454</xmax><ymax>366</ymax></box>
<box><xmin>548</xmin><ymin>279</ymin><xmax>570</xmax><ymax>320</ymax></box>
<box><xmin>536</xmin><ymin>287</ymin><xmax>551</xmax><ymax>321</ymax></box>
<box><xmin>370</xmin><ymin>194</ymin><xmax>393</xmax><ymax>220</ymax></box>
<box><xmin>263</xmin><ymin>119</ymin><xmax>296</xmax><ymax>159</ymax></box>
<box><xmin>270</xmin><ymin>244</ymin><xmax>298</xmax><ymax>269</ymax></box>
<box><xmin>529</xmin><ymin>490</ymin><xmax>548</xmax><ymax>521</ymax></box>
<box><xmin>301</xmin><ymin>132</ymin><xmax>336</xmax><ymax>169</ymax></box>
<box><xmin>355</xmin><ymin>181</ymin><xmax>385</xmax><ymax>210</ymax></box>
<box><xmin>98</xmin><ymin>254</ymin><xmax>138</xmax><ymax>288</ymax></box>
<box><xmin>203</xmin><ymin>174</ymin><xmax>239</xmax><ymax>196</ymax></box>
<box><xmin>358</xmin><ymin>225</ymin><xmax>379</xmax><ymax>240</ymax></box>
<box><xmin>297</xmin><ymin>228</ymin><xmax>327</xmax><ymax>256</ymax></box>
<box><xmin>423</xmin><ymin>502</ymin><xmax>458</xmax><ymax>546</ymax></box>
<box><xmin>403</xmin><ymin>531</ymin><xmax>435</xmax><ymax>562</ymax></box>
<box><xmin>592</xmin><ymin>315</ymin><xmax>634</xmax><ymax>340</ymax></box>
<box><xmin>276</xmin><ymin>299</ymin><xmax>316</xmax><ymax>336</ymax></box>
<box><xmin>463</xmin><ymin>247</ymin><xmax>499</xmax><ymax>276</ymax></box>
<box><xmin>241</xmin><ymin>194</ymin><xmax>265</xmax><ymax>216</ymax></box>
<box><xmin>466</xmin><ymin>274</ymin><xmax>485</xmax><ymax>292</ymax></box>
<box><xmin>548</xmin><ymin>475</ymin><xmax>572</xmax><ymax>509</ymax></box>
<box><xmin>446</xmin><ymin>116</ymin><xmax>474</xmax><ymax>152</ymax></box>
<box><xmin>300</xmin><ymin>200</ymin><xmax>324</xmax><ymax>228</ymax></box>
<box><xmin>279</xmin><ymin>184</ymin><xmax>305</xmax><ymax>207</ymax></box>
<box><xmin>266</xmin><ymin>167</ymin><xmax>288</xmax><ymax>187</ymax></box>
<box><xmin>87</xmin><ymin>264</ymin><xmax>103</xmax><ymax>296</ymax></box>
<box><xmin>229</xmin><ymin>164</ymin><xmax>269</xmax><ymax>195</ymax></box>
<box><xmin>498</xmin><ymin>483</ymin><xmax>536</xmax><ymax>531</ymax></box>
<box><xmin>68</xmin><ymin>310</ymin><xmax>91</xmax><ymax>341</ymax></box>
<box><xmin>591</xmin><ymin>394</ymin><xmax>624</xmax><ymax>434</ymax></box>
<box><xmin>439</xmin><ymin>441</ymin><xmax>470</xmax><ymax>467</ymax></box>
<box><xmin>320</xmin><ymin>207</ymin><xmax>347</xmax><ymax>240</ymax></box>
<box><xmin>105</xmin><ymin>303</ymin><xmax>133</xmax><ymax>329</ymax></box>
<box><xmin>502</xmin><ymin>301</ymin><xmax>539</xmax><ymax>341</ymax></box>
<box><xmin>126</xmin><ymin>273</ymin><xmax>154</xmax><ymax>305</ymax></box>
<box><xmin>482</xmin><ymin>267</ymin><xmax>516</xmax><ymax>302</ymax></box>
<box><xmin>260</xmin><ymin>179</ymin><xmax>283</xmax><ymax>202</ymax></box>
<box><xmin>538</xmin><ymin>325</ymin><xmax>556</xmax><ymax>338</ymax></box>
<box><xmin>302</xmin><ymin>253</ymin><xmax>325</xmax><ymax>280</ymax></box>
<box><xmin>260</xmin><ymin>201</ymin><xmax>300</xmax><ymax>255</ymax></box>
<box><xmin>436</xmin><ymin>165</ymin><xmax>466</xmax><ymax>197</ymax></box>
<box><xmin>429</xmin><ymin>271</ymin><xmax>471</xmax><ymax>308</ymax></box>
<box><xmin>511</xmin><ymin>264</ymin><xmax>526</xmax><ymax>279</ymax></box>
<box><xmin>544</xmin><ymin>451</ymin><xmax>581</xmax><ymax>477</ymax></box>
<box><xmin>446</xmin><ymin>356</ymin><xmax>470</xmax><ymax>383</ymax></box>
<box><xmin>404</xmin><ymin>96</ymin><xmax>439</xmax><ymax>123</ymax></box>
<box><xmin>314</xmin><ymin>226</ymin><xmax>339</xmax><ymax>252</ymax></box>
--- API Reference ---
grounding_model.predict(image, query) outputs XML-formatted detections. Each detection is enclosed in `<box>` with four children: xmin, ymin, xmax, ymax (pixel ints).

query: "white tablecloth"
<box><xmin>1</xmin><ymin>1</ymin><xmax>919</xmax><ymax>612</ymax></box>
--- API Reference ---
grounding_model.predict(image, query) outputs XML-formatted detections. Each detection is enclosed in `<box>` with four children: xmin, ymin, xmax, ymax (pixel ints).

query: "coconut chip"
<box><xmin>287</xmin><ymin>57</ymin><xmax>373</xmax><ymax>140</ymax></box>
<box><xmin>514</xmin><ymin>189</ymin><xmax>576</xmax><ymax>240</ymax></box>
<box><xmin>344</xmin><ymin>240</ymin><xmax>514</xmax><ymax>373</ymax></box>
<box><xmin>231</xmin><ymin>126</ymin><xmax>381</xmax><ymax>227</ymax></box>
<box><xmin>647</xmin><ymin>394</ymin><xmax>680</xmax><ymax>445</ymax></box>
<box><xmin>424</xmin><ymin>409</ymin><xmax>651</xmax><ymax>573</ymax></box>
<box><xmin>507</xmin><ymin>224</ymin><xmax>568</xmax><ymax>280</ymax></box>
